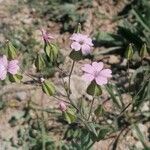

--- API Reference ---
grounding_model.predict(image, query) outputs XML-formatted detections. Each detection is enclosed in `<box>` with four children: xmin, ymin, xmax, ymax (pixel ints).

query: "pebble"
<box><xmin>16</xmin><ymin>91</ymin><xmax>27</xmax><ymax>101</ymax></box>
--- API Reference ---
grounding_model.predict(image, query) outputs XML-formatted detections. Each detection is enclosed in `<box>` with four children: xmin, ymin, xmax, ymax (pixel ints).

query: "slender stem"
<box><xmin>117</xmin><ymin>102</ymin><xmax>131</xmax><ymax>119</ymax></box>
<box><xmin>52</xmin><ymin>95</ymin><xmax>70</xmax><ymax>104</ymax></box>
<box><xmin>41</xmin><ymin>93</ymin><xmax>46</xmax><ymax>150</ymax></box>
<box><xmin>87</xmin><ymin>97</ymin><xmax>95</xmax><ymax>121</ymax></box>
<box><xmin>68</xmin><ymin>60</ymin><xmax>75</xmax><ymax>94</ymax></box>
<box><xmin>112</xmin><ymin>126</ymin><xmax>127</xmax><ymax>150</ymax></box>
<box><xmin>127</xmin><ymin>60</ymin><xmax>131</xmax><ymax>93</ymax></box>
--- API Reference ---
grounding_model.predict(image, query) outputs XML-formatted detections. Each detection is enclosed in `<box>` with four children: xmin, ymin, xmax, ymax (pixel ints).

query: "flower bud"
<box><xmin>59</xmin><ymin>101</ymin><xmax>67</xmax><ymax>112</ymax></box>
<box><xmin>40</xmin><ymin>77</ymin><xmax>45</xmax><ymax>83</ymax></box>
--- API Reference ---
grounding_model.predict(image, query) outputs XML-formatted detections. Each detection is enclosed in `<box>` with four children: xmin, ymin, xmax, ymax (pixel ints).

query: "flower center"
<box><xmin>79</xmin><ymin>40</ymin><xmax>84</xmax><ymax>45</ymax></box>
<box><xmin>94</xmin><ymin>71</ymin><xmax>100</xmax><ymax>78</ymax></box>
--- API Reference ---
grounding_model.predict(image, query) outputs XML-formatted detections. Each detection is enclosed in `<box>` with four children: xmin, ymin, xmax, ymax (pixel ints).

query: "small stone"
<box><xmin>120</xmin><ymin>58</ymin><xmax>128</xmax><ymax>67</ymax></box>
<box><xmin>108</xmin><ymin>55</ymin><xmax>120</xmax><ymax>64</ymax></box>
<box><xmin>16</xmin><ymin>91</ymin><xmax>27</xmax><ymax>101</ymax></box>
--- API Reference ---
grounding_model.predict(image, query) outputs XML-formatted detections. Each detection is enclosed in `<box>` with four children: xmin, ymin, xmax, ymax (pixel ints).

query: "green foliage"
<box><xmin>64</xmin><ymin>125</ymin><xmax>111</xmax><ymax>150</ymax></box>
<box><xmin>8</xmin><ymin>74</ymin><xmax>23</xmax><ymax>83</ymax></box>
<box><xmin>63</xmin><ymin>108</ymin><xmax>77</xmax><ymax>124</ymax></box>
<box><xmin>69</xmin><ymin>50</ymin><xmax>83</xmax><ymax>61</ymax></box>
<box><xmin>26</xmin><ymin>0</ymin><xmax>92</xmax><ymax>32</ymax></box>
<box><xmin>132</xmin><ymin>124</ymin><xmax>149</xmax><ymax>149</ymax></box>
<box><xmin>42</xmin><ymin>80</ymin><xmax>55</xmax><ymax>96</ymax></box>
<box><xmin>86</xmin><ymin>81</ymin><xmax>102</xmax><ymax>96</ymax></box>
<box><xmin>35</xmin><ymin>53</ymin><xmax>46</xmax><ymax>72</ymax></box>
<box><xmin>94</xmin><ymin>0</ymin><xmax>150</xmax><ymax>55</ymax></box>
<box><xmin>6</xmin><ymin>41</ymin><xmax>17</xmax><ymax>59</ymax></box>
<box><xmin>44</xmin><ymin>43</ymin><xmax>59</xmax><ymax>64</ymax></box>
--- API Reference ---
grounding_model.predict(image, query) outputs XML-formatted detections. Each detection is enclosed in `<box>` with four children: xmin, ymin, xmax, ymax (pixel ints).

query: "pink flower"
<box><xmin>70</xmin><ymin>33</ymin><xmax>93</xmax><ymax>55</ymax></box>
<box><xmin>82</xmin><ymin>62</ymin><xmax>112</xmax><ymax>85</ymax></box>
<box><xmin>0</xmin><ymin>55</ymin><xmax>19</xmax><ymax>80</ymax></box>
<box><xmin>59</xmin><ymin>101</ymin><xmax>67</xmax><ymax>112</ymax></box>
<box><xmin>41</xmin><ymin>29</ymin><xmax>54</xmax><ymax>42</ymax></box>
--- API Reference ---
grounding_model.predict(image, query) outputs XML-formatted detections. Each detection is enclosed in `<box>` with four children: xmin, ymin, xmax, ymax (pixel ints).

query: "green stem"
<box><xmin>127</xmin><ymin>60</ymin><xmax>131</xmax><ymax>94</ymax></box>
<box><xmin>87</xmin><ymin>97</ymin><xmax>95</xmax><ymax>121</ymax></box>
<box><xmin>41</xmin><ymin>93</ymin><xmax>46</xmax><ymax>150</ymax></box>
<box><xmin>68</xmin><ymin>60</ymin><xmax>75</xmax><ymax>94</ymax></box>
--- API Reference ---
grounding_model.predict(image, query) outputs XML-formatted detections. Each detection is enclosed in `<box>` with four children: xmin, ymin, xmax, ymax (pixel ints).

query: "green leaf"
<box><xmin>94</xmin><ymin>105</ymin><xmax>104</xmax><ymax>117</ymax></box>
<box><xmin>132</xmin><ymin>9</ymin><xmax>150</xmax><ymax>32</ymax></box>
<box><xmin>87</xmin><ymin>81</ymin><xmax>102</xmax><ymax>96</ymax></box>
<box><xmin>86</xmin><ymin>123</ymin><xmax>98</xmax><ymax>137</ymax></box>
<box><xmin>42</xmin><ymin>80</ymin><xmax>55</xmax><ymax>96</ymax></box>
<box><xmin>125</xmin><ymin>43</ymin><xmax>134</xmax><ymax>60</ymax></box>
<box><xmin>94</xmin><ymin>31</ymin><xmax>124</xmax><ymax>47</ymax></box>
<box><xmin>35</xmin><ymin>53</ymin><xmax>46</xmax><ymax>71</ymax></box>
<box><xmin>8</xmin><ymin>74</ymin><xmax>23</xmax><ymax>83</ymax></box>
<box><xmin>63</xmin><ymin>109</ymin><xmax>76</xmax><ymax>124</ymax></box>
<box><xmin>105</xmin><ymin>84</ymin><xmax>122</xmax><ymax>109</ymax></box>
<box><xmin>7</xmin><ymin>41</ymin><xmax>17</xmax><ymax>59</ymax></box>
<box><xmin>132</xmin><ymin>124</ymin><xmax>149</xmax><ymax>149</ymax></box>
<box><xmin>97</xmin><ymin>128</ymin><xmax>110</xmax><ymax>141</ymax></box>
<box><xmin>69</xmin><ymin>50</ymin><xmax>83</xmax><ymax>61</ymax></box>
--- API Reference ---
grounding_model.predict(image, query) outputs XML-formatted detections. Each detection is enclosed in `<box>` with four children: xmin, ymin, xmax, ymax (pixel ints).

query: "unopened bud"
<box><xmin>40</xmin><ymin>77</ymin><xmax>45</xmax><ymax>83</ymax></box>
<box><xmin>59</xmin><ymin>101</ymin><xmax>67</xmax><ymax>112</ymax></box>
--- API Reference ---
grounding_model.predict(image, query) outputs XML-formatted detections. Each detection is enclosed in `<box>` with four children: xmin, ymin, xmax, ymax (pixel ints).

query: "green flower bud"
<box><xmin>35</xmin><ymin>53</ymin><xmax>46</xmax><ymax>71</ymax></box>
<box><xmin>125</xmin><ymin>43</ymin><xmax>134</xmax><ymax>60</ymax></box>
<box><xmin>42</xmin><ymin>79</ymin><xmax>55</xmax><ymax>96</ymax></box>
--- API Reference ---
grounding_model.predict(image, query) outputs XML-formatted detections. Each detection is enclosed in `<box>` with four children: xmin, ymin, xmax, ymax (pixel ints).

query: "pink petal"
<box><xmin>70</xmin><ymin>33</ymin><xmax>88</xmax><ymax>42</ymax></box>
<box><xmin>82</xmin><ymin>73</ymin><xmax>94</xmax><ymax>82</ymax></box>
<box><xmin>95</xmin><ymin>76</ymin><xmax>108</xmax><ymax>85</ymax></box>
<box><xmin>71</xmin><ymin>42</ymin><xmax>81</xmax><ymax>51</ymax></box>
<box><xmin>0</xmin><ymin>64</ymin><xmax>7</xmax><ymax>80</ymax></box>
<box><xmin>82</xmin><ymin>64</ymin><xmax>95</xmax><ymax>74</ymax></box>
<box><xmin>84</xmin><ymin>38</ymin><xmax>93</xmax><ymax>46</ymax></box>
<box><xmin>8</xmin><ymin>60</ymin><xmax>19</xmax><ymax>75</ymax></box>
<box><xmin>0</xmin><ymin>55</ymin><xmax>8</xmax><ymax>67</ymax></box>
<box><xmin>92</xmin><ymin>62</ymin><xmax>104</xmax><ymax>72</ymax></box>
<box><xmin>70</xmin><ymin>33</ymin><xmax>79</xmax><ymax>41</ymax></box>
<box><xmin>41</xmin><ymin>29</ymin><xmax>54</xmax><ymax>42</ymax></box>
<box><xmin>81</xmin><ymin>44</ymin><xmax>91</xmax><ymax>55</ymax></box>
<box><xmin>100</xmin><ymin>69</ymin><xmax>112</xmax><ymax>78</ymax></box>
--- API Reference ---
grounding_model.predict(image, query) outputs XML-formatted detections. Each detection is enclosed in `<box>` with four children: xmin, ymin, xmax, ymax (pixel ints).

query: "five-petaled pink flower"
<box><xmin>0</xmin><ymin>55</ymin><xmax>19</xmax><ymax>80</ymax></box>
<box><xmin>41</xmin><ymin>29</ymin><xmax>54</xmax><ymax>42</ymax></box>
<box><xmin>82</xmin><ymin>62</ymin><xmax>112</xmax><ymax>85</ymax></box>
<box><xmin>70</xmin><ymin>33</ymin><xmax>93</xmax><ymax>55</ymax></box>
<box><xmin>59</xmin><ymin>101</ymin><xmax>67</xmax><ymax>112</ymax></box>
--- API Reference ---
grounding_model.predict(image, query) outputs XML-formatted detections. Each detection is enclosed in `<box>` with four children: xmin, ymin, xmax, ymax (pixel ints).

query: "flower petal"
<box><xmin>92</xmin><ymin>62</ymin><xmax>104</xmax><ymax>72</ymax></box>
<box><xmin>70</xmin><ymin>33</ymin><xmax>79</xmax><ymax>41</ymax></box>
<box><xmin>71</xmin><ymin>42</ymin><xmax>81</xmax><ymax>51</ymax></box>
<box><xmin>0</xmin><ymin>64</ymin><xmax>7</xmax><ymax>80</ymax></box>
<box><xmin>82</xmin><ymin>73</ymin><xmax>94</xmax><ymax>82</ymax></box>
<box><xmin>100</xmin><ymin>69</ymin><xmax>112</xmax><ymax>78</ymax></box>
<box><xmin>0</xmin><ymin>55</ymin><xmax>8</xmax><ymax>67</ymax></box>
<box><xmin>81</xmin><ymin>44</ymin><xmax>91</xmax><ymax>55</ymax></box>
<box><xmin>82</xmin><ymin>64</ymin><xmax>94</xmax><ymax>74</ymax></box>
<box><xmin>84</xmin><ymin>37</ymin><xmax>93</xmax><ymax>46</ymax></box>
<box><xmin>95</xmin><ymin>76</ymin><xmax>108</xmax><ymax>85</ymax></box>
<box><xmin>8</xmin><ymin>60</ymin><xmax>19</xmax><ymax>75</ymax></box>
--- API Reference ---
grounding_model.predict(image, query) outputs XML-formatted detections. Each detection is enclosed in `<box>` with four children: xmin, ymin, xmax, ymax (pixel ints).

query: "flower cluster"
<box><xmin>0</xmin><ymin>55</ymin><xmax>19</xmax><ymax>80</ymax></box>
